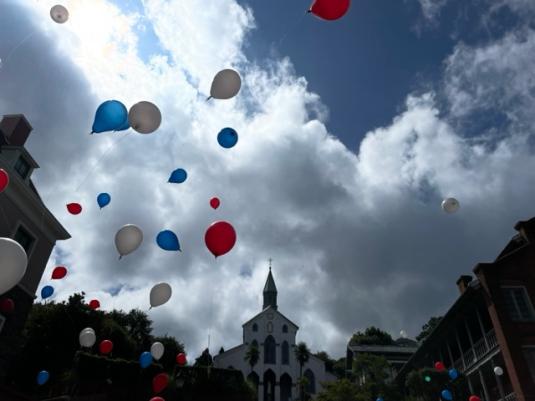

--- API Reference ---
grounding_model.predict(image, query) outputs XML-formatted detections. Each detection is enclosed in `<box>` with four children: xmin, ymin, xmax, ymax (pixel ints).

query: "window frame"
<box><xmin>14</xmin><ymin>155</ymin><xmax>31</xmax><ymax>179</ymax></box>
<box><xmin>501</xmin><ymin>286</ymin><xmax>535</xmax><ymax>322</ymax></box>
<box><xmin>282</xmin><ymin>324</ymin><xmax>288</xmax><ymax>333</ymax></box>
<box><xmin>252</xmin><ymin>323</ymin><xmax>258</xmax><ymax>332</ymax></box>
<box><xmin>11</xmin><ymin>222</ymin><xmax>37</xmax><ymax>259</ymax></box>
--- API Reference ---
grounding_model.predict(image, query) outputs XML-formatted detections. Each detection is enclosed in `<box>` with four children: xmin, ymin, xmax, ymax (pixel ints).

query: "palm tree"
<box><xmin>244</xmin><ymin>343</ymin><xmax>260</xmax><ymax>372</ymax></box>
<box><xmin>294</xmin><ymin>342</ymin><xmax>311</xmax><ymax>401</ymax></box>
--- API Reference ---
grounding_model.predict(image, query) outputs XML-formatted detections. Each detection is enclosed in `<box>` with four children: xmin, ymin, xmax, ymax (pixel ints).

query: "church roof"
<box><xmin>242</xmin><ymin>306</ymin><xmax>299</xmax><ymax>329</ymax></box>
<box><xmin>263</xmin><ymin>268</ymin><xmax>277</xmax><ymax>293</ymax></box>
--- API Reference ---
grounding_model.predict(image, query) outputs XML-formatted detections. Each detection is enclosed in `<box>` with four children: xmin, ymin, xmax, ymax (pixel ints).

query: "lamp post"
<box><xmin>494</xmin><ymin>366</ymin><xmax>506</xmax><ymax>401</ymax></box>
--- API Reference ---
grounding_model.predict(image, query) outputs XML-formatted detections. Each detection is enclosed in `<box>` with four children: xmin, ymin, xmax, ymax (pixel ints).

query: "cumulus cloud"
<box><xmin>1</xmin><ymin>0</ymin><xmax>535</xmax><ymax>360</ymax></box>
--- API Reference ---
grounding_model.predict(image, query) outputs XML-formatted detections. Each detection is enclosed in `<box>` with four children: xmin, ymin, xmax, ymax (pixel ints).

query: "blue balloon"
<box><xmin>91</xmin><ymin>100</ymin><xmax>128</xmax><ymax>134</ymax></box>
<box><xmin>376</xmin><ymin>398</ymin><xmax>384</xmax><ymax>401</ymax></box>
<box><xmin>114</xmin><ymin>118</ymin><xmax>130</xmax><ymax>132</ymax></box>
<box><xmin>139</xmin><ymin>351</ymin><xmax>153</xmax><ymax>369</ymax></box>
<box><xmin>217</xmin><ymin>127</ymin><xmax>238</xmax><ymax>149</ymax></box>
<box><xmin>441</xmin><ymin>390</ymin><xmax>453</xmax><ymax>401</ymax></box>
<box><xmin>37</xmin><ymin>370</ymin><xmax>49</xmax><ymax>386</ymax></box>
<box><xmin>448</xmin><ymin>368</ymin><xmax>458</xmax><ymax>380</ymax></box>
<box><xmin>168</xmin><ymin>168</ymin><xmax>187</xmax><ymax>184</ymax></box>
<box><xmin>156</xmin><ymin>230</ymin><xmax>181</xmax><ymax>251</ymax></box>
<box><xmin>97</xmin><ymin>193</ymin><xmax>111</xmax><ymax>209</ymax></box>
<box><xmin>41</xmin><ymin>285</ymin><xmax>54</xmax><ymax>299</ymax></box>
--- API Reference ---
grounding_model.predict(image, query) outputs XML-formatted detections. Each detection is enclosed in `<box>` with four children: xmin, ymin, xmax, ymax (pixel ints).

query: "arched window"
<box><xmin>264</xmin><ymin>335</ymin><xmax>276</xmax><ymax>364</ymax></box>
<box><xmin>304</xmin><ymin>369</ymin><xmax>316</xmax><ymax>394</ymax></box>
<box><xmin>252</xmin><ymin>323</ymin><xmax>258</xmax><ymax>332</ymax></box>
<box><xmin>282</xmin><ymin>341</ymin><xmax>289</xmax><ymax>365</ymax></box>
<box><xmin>280</xmin><ymin>373</ymin><xmax>292</xmax><ymax>401</ymax></box>
<box><xmin>282</xmin><ymin>324</ymin><xmax>288</xmax><ymax>333</ymax></box>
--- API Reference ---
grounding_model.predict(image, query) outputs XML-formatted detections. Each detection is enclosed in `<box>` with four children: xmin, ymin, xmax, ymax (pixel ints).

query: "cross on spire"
<box><xmin>268</xmin><ymin>257</ymin><xmax>273</xmax><ymax>271</ymax></box>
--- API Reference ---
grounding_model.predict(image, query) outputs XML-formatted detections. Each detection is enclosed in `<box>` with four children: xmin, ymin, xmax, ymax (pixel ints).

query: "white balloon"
<box><xmin>115</xmin><ymin>224</ymin><xmax>143</xmax><ymax>258</ymax></box>
<box><xmin>151</xmin><ymin>342</ymin><xmax>165</xmax><ymax>361</ymax></box>
<box><xmin>442</xmin><ymin>198</ymin><xmax>460</xmax><ymax>214</ymax></box>
<box><xmin>79</xmin><ymin>328</ymin><xmax>96</xmax><ymax>348</ymax></box>
<box><xmin>0</xmin><ymin>238</ymin><xmax>28</xmax><ymax>295</ymax></box>
<box><xmin>210</xmin><ymin>69</ymin><xmax>241</xmax><ymax>100</ymax></box>
<box><xmin>494</xmin><ymin>366</ymin><xmax>504</xmax><ymax>376</ymax></box>
<box><xmin>150</xmin><ymin>282</ymin><xmax>172</xmax><ymax>308</ymax></box>
<box><xmin>400</xmin><ymin>330</ymin><xmax>407</xmax><ymax>338</ymax></box>
<box><xmin>50</xmin><ymin>5</ymin><xmax>69</xmax><ymax>24</ymax></box>
<box><xmin>128</xmin><ymin>101</ymin><xmax>161</xmax><ymax>134</ymax></box>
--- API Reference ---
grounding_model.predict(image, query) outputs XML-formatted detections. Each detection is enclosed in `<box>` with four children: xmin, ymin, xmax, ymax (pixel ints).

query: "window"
<box><xmin>282</xmin><ymin>341</ymin><xmax>289</xmax><ymax>365</ymax></box>
<box><xmin>264</xmin><ymin>335</ymin><xmax>276</xmax><ymax>364</ymax></box>
<box><xmin>14</xmin><ymin>225</ymin><xmax>35</xmax><ymax>254</ymax></box>
<box><xmin>267</xmin><ymin>322</ymin><xmax>273</xmax><ymax>333</ymax></box>
<box><xmin>523</xmin><ymin>347</ymin><xmax>535</xmax><ymax>383</ymax></box>
<box><xmin>283</xmin><ymin>324</ymin><xmax>288</xmax><ymax>333</ymax></box>
<box><xmin>14</xmin><ymin>156</ymin><xmax>30</xmax><ymax>179</ymax></box>
<box><xmin>304</xmin><ymin>369</ymin><xmax>316</xmax><ymax>394</ymax></box>
<box><xmin>502</xmin><ymin>286</ymin><xmax>535</xmax><ymax>321</ymax></box>
<box><xmin>252</xmin><ymin>323</ymin><xmax>258</xmax><ymax>332</ymax></box>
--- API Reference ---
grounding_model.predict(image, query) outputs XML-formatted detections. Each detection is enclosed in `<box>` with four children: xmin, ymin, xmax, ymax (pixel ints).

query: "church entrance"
<box><xmin>280</xmin><ymin>373</ymin><xmax>292</xmax><ymax>401</ymax></box>
<box><xmin>263</xmin><ymin>370</ymin><xmax>276</xmax><ymax>401</ymax></box>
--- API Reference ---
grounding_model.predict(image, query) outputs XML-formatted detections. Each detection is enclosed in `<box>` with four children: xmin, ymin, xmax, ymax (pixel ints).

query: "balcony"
<box><xmin>500</xmin><ymin>392</ymin><xmax>517</xmax><ymax>401</ymax></box>
<box><xmin>453</xmin><ymin>329</ymin><xmax>499</xmax><ymax>373</ymax></box>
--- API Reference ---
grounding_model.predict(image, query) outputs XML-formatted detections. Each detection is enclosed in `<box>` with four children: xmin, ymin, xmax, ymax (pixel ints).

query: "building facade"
<box><xmin>396</xmin><ymin>217</ymin><xmax>535</xmax><ymax>401</ymax></box>
<box><xmin>213</xmin><ymin>267</ymin><xmax>336</xmax><ymax>401</ymax></box>
<box><xmin>0</xmin><ymin>115</ymin><xmax>70</xmax><ymax>377</ymax></box>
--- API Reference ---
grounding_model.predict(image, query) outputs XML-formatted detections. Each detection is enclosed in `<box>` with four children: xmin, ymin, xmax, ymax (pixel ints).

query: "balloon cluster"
<box><xmin>91</xmin><ymin>100</ymin><xmax>161</xmax><ymax>135</ymax></box>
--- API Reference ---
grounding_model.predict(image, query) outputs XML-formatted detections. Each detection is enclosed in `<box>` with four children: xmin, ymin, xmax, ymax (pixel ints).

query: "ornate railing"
<box><xmin>501</xmin><ymin>392</ymin><xmax>517</xmax><ymax>401</ymax></box>
<box><xmin>453</xmin><ymin>329</ymin><xmax>499</xmax><ymax>373</ymax></box>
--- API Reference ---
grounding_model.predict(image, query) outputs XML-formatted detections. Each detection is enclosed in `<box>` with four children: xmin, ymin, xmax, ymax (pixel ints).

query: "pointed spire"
<box><xmin>263</xmin><ymin>259</ymin><xmax>278</xmax><ymax>310</ymax></box>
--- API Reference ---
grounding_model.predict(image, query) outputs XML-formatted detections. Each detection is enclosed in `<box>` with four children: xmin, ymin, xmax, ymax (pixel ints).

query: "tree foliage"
<box><xmin>350</xmin><ymin>327</ymin><xmax>394</xmax><ymax>346</ymax></box>
<box><xmin>244</xmin><ymin>343</ymin><xmax>260</xmax><ymax>372</ymax></box>
<box><xmin>416</xmin><ymin>316</ymin><xmax>442</xmax><ymax>342</ymax></box>
<box><xmin>317</xmin><ymin>379</ymin><xmax>367</xmax><ymax>401</ymax></box>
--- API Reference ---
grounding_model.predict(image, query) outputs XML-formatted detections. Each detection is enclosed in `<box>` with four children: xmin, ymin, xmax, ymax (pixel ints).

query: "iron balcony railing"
<box><xmin>452</xmin><ymin>329</ymin><xmax>499</xmax><ymax>373</ymax></box>
<box><xmin>501</xmin><ymin>392</ymin><xmax>517</xmax><ymax>401</ymax></box>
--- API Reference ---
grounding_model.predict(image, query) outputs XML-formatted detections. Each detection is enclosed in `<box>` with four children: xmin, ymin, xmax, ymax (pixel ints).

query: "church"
<box><xmin>213</xmin><ymin>266</ymin><xmax>336</xmax><ymax>401</ymax></box>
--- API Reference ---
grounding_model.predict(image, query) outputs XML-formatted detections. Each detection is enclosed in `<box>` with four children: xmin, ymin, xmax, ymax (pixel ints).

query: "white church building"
<box><xmin>213</xmin><ymin>267</ymin><xmax>336</xmax><ymax>401</ymax></box>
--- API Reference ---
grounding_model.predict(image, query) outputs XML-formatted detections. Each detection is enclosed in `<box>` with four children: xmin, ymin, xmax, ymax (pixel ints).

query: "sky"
<box><xmin>1</xmin><ymin>0</ymin><xmax>535</xmax><ymax>360</ymax></box>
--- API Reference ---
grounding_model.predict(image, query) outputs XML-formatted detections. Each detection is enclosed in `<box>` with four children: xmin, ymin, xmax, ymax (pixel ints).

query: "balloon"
<box><xmin>67</xmin><ymin>203</ymin><xmax>82</xmax><ymax>215</ymax></box>
<box><xmin>151</xmin><ymin>342</ymin><xmax>164</xmax><ymax>361</ymax></box>
<box><xmin>50</xmin><ymin>5</ymin><xmax>69</xmax><ymax>24</ymax></box>
<box><xmin>114</xmin><ymin>224</ymin><xmax>143</xmax><ymax>258</ymax></box>
<box><xmin>210</xmin><ymin>197</ymin><xmax>220</xmax><ymax>209</ymax></box>
<box><xmin>156</xmin><ymin>230</ymin><xmax>181</xmax><ymax>251</ymax></box>
<box><xmin>217</xmin><ymin>127</ymin><xmax>238</xmax><ymax>148</ymax></box>
<box><xmin>51</xmin><ymin>266</ymin><xmax>67</xmax><ymax>279</ymax></box>
<box><xmin>309</xmin><ymin>0</ymin><xmax>350</xmax><ymax>20</ymax></box>
<box><xmin>376</xmin><ymin>398</ymin><xmax>383</xmax><ymax>401</ymax></box>
<box><xmin>0</xmin><ymin>168</ymin><xmax>9</xmax><ymax>193</ymax></box>
<box><xmin>399</xmin><ymin>330</ymin><xmax>407</xmax><ymax>338</ymax></box>
<box><xmin>37</xmin><ymin>370</ymin><xmax>50</xmax><ymax>385</ymax></box>
<box><xmin>89</xmin><ymin>299</ymin><xmax>100</xmax><ymax>310</ymax></box>
<box><xmin>97</xmin><ymin>193</ymin><xmax>111</xmax><ymax>209</ymax></box>
<box><xmin>441</xmin><ymin>390</ymin><xmax>453</xmax><ymax>401</ymax></box>
<box><xmin>150</xmin><ymin>398</ymin><xmax>165</xmax><ymax>401</ymax></box>
<box><xmin>168</xmin><ymin>168</ymin><xmax>187</xmax><ymax>184</ymax></box>
<box><xmin>494</xmin><ymin>366</ymin><xmax>504</xmax><ymax>376</ymax></box>
<box><xmin>209</xmin><ymin>69</ymin><xmax>241</xmax><ymax>100</ymax></box>
<box><xmin>99</xmin><ymin>340</ymin><xmax>113</xmax><ymax>355</ymax></box>
<box><xmin>176</xmin><ymin>353</ymin><xmax>187</xmax><ymax>366</ymax></box>
<box><xmin>204</xmin><ymin>221</ymin><xmax>237</xmax><ymax>258</ymax></box>
<box><xmin>469</xmin><ymin>396</ymin><xmax>481</xmax><ymax>401</ymax></box>
<box><xmin>41</xmin><ymin>285</ymin><xmax>54</xmax><ymax>299</ymax></box>
<box><xmin>442</xmin><ymin>198</ymin><xmax>460</xmax><ymax>213</ymax></box>
<box><xmin>128</xmin><ymin>101</ymin><xmax>161</xmax><ymax>134</ymax></box>
<box><xmin>152</xmin><ymin>373</ymin><xmax>169</xmax><ymax>394</ymax></box>
<box><xmin>0</xmin><ymin>298</ymin><xmax>15</xmax><ymax>314</ymax></box>
<box><xmin>0</xmin><ymin>238</ymin><xmax>27</xmax><ymax>295</ymax></box>
<box><xmin>114</xmin><ymin>118</ymin><xmax>130</xmax><ymax>132</ymax></box>
<box><xmin>150</xmin><ymin>283</ymin><xmax>172</xmax><ymax>308</ymax></box>
<box><xmin>91</xmin><ymin>100</ymin><xmax>128</xmax><ymax>134</ymax></box>
<box><xmin>448</xmin><ymin>368</ymin><xmax>459</xmax><ymax>380</ymax></box>
<box><xmin>434</xmin><ymin>361</ymin><xmax>446</xmax><ymax>371</ymax></box>
<box><xmin>424</xmin><ymin>375</ymin><xmax>431</xmax><ymax>382</ymax></box>
<box><xmin>140</xmin><ymin>351</ymin><xmax>153</xmax><ymax>369</ymax></box>
<box><xmin>79</xmin><ymin>328</ymin><xmax>96</xmax><ymax>348</ymax></box>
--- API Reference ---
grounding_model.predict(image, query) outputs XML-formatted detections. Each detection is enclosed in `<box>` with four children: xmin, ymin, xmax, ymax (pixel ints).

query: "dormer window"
<box><xmin>252</xmin><ymin>323</ymin><xmax>258</xmax><ymax>332</ymax></box>
<box><xmin>14</xmin><ymin>156</ymin><xmax>30</xmax><ymax>179</ymax></box>
<box><xmin>14</xmin><ymin>225</ymin><xmax>35</xmax><ymax>254</ymax></box>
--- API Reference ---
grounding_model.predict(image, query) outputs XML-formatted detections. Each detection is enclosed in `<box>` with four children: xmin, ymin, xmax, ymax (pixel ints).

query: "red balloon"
<box><xmin>152</xmin><ymin>373</ymin><xmax>169</xmax><ymax>394</ymax></box>
<box><xmin>67</xmin><ymin>203</ymin><xmax>82</xmax><ymax>215</ymax></box>
<box><xmin>89</xmin><ymin>299</ymin><xmax>100</xmax><ymax>310</ymax></box>
<box><xmin>51</xmin><ymin>266</ymin><xmax>67</xmax><ymax>279</ymax></box>
<box><xmin>0</xmin><ymin>169</ymin><xmax>9</xmax><ymax>193</ymax></box>
<box><xmin>150</xmin><ymin>398</ymin><xmax>165</xmax><ymax>401</ymax></box>
<box><xmin>209</xmin><ymin>197</ymin><xmax>220</xmax><ymax>209</ymax></box>
<box><xmin>469</xmin><ymin>396</ymin><xmax>481</xmax><ymax>401</ymax></box>
<box><xmin>0</xmin><ymin>298</ymin><xmax>15</xmax><ymax>314</ymax></box>
<box><xmin>204</xmin><ymin>221</ymin><xmax>236</xmax><ymax>258</ymax></box>
<box><xmin>99</xmin><ymin>340</ymin><xmax>113</xmax><ymax>355</ymax></box>
<box><xmin>309</xmin><ymin>0</ymin><xmax>350</xmax><ymax>20</ymax></box>
<box><xmin>434</xmin><ymin>361</ymin><xmax>446</xmax><ymax>371</ymax></box>
<box><xmin>176</xmin><ymin>352</ymin><xmax>187</xmax><ymax>366</ymax></box>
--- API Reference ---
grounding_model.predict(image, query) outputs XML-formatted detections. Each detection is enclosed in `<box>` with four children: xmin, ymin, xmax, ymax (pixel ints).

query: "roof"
<box><xmin>214</xmin><ymin>343</ymin><xmax>246</xmax><ymax>360</ymax></box>
<box><xmin>242</xmin><ymin>306</ymin><xmax>299</xmax><ymax>329</ymax></box>
<box><xmin>348</xmin><ymin>344</ymin><xmax>418</xmax><ymax>354</ymax></box>
<box><xmin>263</xmin><ymin>268</ymin><xmax>277</xmax><ymax>293</ymax></box>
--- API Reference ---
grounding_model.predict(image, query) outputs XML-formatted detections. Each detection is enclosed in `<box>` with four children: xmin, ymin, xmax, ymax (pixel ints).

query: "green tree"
<box><xmin>294</xmin><ymin>342</ymin><xmax>311</xmax><ymax>401</ymax></box>
<box><xmin>219</xmin><ymin>346</ymin><xmax>225</xmax><ymax>355</ymax></box>
<box><xmin>153</xmin><ymin>334</ymin><xmax>185</xmax><ymax>372</ymax></box>
<box><xmin>352</xmin><ymin>353</ymin><xmax>402</xmax><ymax>401</ymax></box>
<box><xmin>333</xmin><ymin>357</ymin><xmax>349</xmax><ymax>380</ymax></box>
<box><xmin>405</xmin><ymin>367</ymin><xmax>469</xmax><ymax>401</ymax></box>
<box><xmin>416</xmin><ymin>316</ymin><xmax>442</xmax><ymax>342</ymax></box>
<box><xmin>350</xmin><ymin>327</ymin><xmax>394</xmax><ymax>346</ymax></box>
<box><xmin>314</xmin><ymin>351</ymin><xmax>335</xmax><ymax>373</ymax></box>
<box><xmin>317</xmin><ymin>379</ymin><xmax>367</xmax><ymax>401</ymax></box>
<box><xmin>244</xmin><ymin>343</ymin><xmax>260</xmax><ymax>372</ymax></box>
<box><xmin>195</xmin><ymin>348</ymin><xmax>214</xmax><ymax>367</ymax></box>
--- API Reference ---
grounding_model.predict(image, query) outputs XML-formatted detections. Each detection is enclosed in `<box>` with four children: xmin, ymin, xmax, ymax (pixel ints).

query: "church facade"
<box><xmin>213</xmin><ymin>268</ymin><xmax>336</xmax><ymax>401</ymax></box>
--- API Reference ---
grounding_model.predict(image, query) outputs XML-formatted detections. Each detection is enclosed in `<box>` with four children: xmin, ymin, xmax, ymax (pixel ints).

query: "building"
<box><xmin>0</xmin><ymin>115</ymin><xmax>70</xmax><ymax>377</ymax></box>
<box><xmin>346</xmin><ymin>337</ymin><xmax>418</xmax><ymax>382</ymax></box>
<box><xmin>213</xmin><ymin>266</ymin><xmax>337</xmax><ymax>401</ymax></box>
<box><xmin>396</xmin><ymin>217</ymin><xmax>535</xmax><ymax>401</ymax></box>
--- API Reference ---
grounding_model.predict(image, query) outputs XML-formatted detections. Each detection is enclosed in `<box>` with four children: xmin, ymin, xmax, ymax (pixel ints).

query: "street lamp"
<box><xmin>494</xmin><ymin>366</ymin><xmax>506</xmax><ymax>401</ymax></box>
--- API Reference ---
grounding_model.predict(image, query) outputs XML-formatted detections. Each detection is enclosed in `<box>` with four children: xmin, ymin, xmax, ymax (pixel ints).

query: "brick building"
<box><xmin>0</xmin><ymin>114</ymin><xmax>70</xmax><ymax>378</ymax></box>
<box><xmin>396</xmin><ymin>217</ymin><xmax>535</xmax><ymax>401</ymax></box>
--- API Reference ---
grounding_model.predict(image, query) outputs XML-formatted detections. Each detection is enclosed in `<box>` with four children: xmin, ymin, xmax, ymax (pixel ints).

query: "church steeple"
<box><xmin>263</xmin><ymin>259</ymin><xmax>278</xmax><ymax>310</ymax></box>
